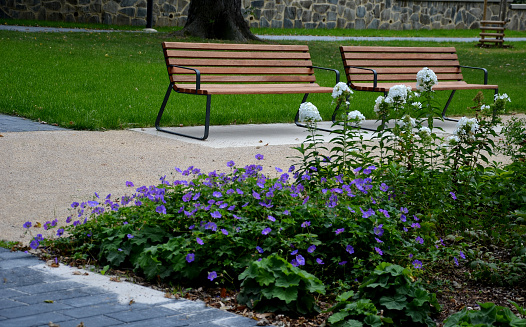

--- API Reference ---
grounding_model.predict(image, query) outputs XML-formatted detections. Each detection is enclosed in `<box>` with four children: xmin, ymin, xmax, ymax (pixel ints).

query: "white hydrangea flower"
<box><xmin>298</xmin><ymin>102</ymin><xmax>322</xmax><ymax>122</ymax></box>
<box><xmin>387</xmin><ymin>84</ymin><xmax>411</xmax><ymax>104</ymax></box>
<box><xmin>419</xmin><ymin>126</ymin><xmax>431</xmax><ymax>135</ymax></box>
<box><xmin>454</xmin><ymin>117</ymin><xmax>479</xmax><ymax>137</ymax></box>
<box><xmin>332</xmin><ymin>82</ymin><xmax>353</xmax><ymax>99</ymax></box>
<box><xmin>412</xmin><ymin>102</ymin><xmax>422</xmax><ymax>109</ymax></box>
<box><xmin>447</xmin><ymin>135</ymin><xmax>460</xmax><ymax>145</ymax></box>
<box><xmin>416</xmin><ymin>67</ymin><xmax>438</xmax><ymax>92</ymax></box>
<box><xmin>397</xmin><ymin>115</ymin><xmax>416</xmax><ymax>129</ymax></box>
<box><xmin>373</xmin><ymin>95</ymin><xmax>386</xmax><ymax>113</ymax></box>
<box><xmin>480</xmin><ymin>104</ymin><xmax>491</xmax><ymax>112</ymax></box>
<box><xmin>347</xmin><ymin>110</ymin><xmax>366</xmax><ymax>124</ymax></box>
<box><xmin>494</xmin><ymin>93</ymin><xmax>511</xmax><ymax>102</ymax></box>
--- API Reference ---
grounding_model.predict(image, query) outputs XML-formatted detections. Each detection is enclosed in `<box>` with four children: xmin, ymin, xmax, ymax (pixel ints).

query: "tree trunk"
<box><xmin>177</xmin><ymin>0</ymin><xmax>260</xmax><ymax>42</ymax></box>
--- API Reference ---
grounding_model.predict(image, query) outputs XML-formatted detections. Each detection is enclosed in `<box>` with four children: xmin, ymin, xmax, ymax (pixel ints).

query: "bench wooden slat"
<box><xmin>172</xmin><ymin>75</ymin><xmax>317</xmax><ymax>83</ymax></box>
<box><xmin>167</xmin><ymin>58</ymin><xmax>313</xmax><ymax>68</ymax></box>
<box><xmin>348</xmin><ymin>67</ymin><xmax>461</xmax><ymax>75</ymax></box>
<box><xmin>344</xmin><ymin>60</ymin><xmax>461</xmax><ymax>68</ymax></box>
<box><xmin>352</xmin><ymin>81</ymin><xmax>498</xmax><ymax>92</ymax></box>
<box><xmin>340</xmin><ymin>46</ymin><xmax>457</xmax><ymax>53</ymax></box>
<box><xmin>165</xmin><ymin>50</ymin><xmax>311</xmax><ymax>60</ymax></box>
<box><xmin>173</xmin><ymin>83</ymin><xmax>333</xmax><ymax>95</ymax></box>
<box><xmin>350</xmin><ymin>74</ymin><xmax>464</xmax><ymax>82</ymax></box>
<box><xmin>169</xmin><ymin>67</ymin><xmax>314</xmax><ymax>75</ymax></box>
<box><xmin>163</xmin><ymin>42</ymin><xmax>309</xmax><ymax>52</ymax></box>
<box><xmin>342</xmin><ymin>53</ymin><xmax>459</xmax><ymax>60</ymax></box>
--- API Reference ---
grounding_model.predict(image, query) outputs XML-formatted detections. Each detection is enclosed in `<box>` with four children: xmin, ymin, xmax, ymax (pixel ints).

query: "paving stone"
<box><xmin>0</xmin><ymin>288</ymin><xmax>26</xmax><ymax>299</ymax></box>
<box><xmin>0</xmin><ymin>311</ymin><xmax>73</xmax><ymax>327</ymax></box>
<box><xmin>0</xmin><ymin>114</ymin><xmax>67</xmax><ymax>132</ymax></box>
<box><xmin>0</xmin><ymin>268</ymin><xmax>47</xmax><ymax>288</ymax></box>
<box><xmin>0</xmin><ymin>298</ymin><xmax>28</xmax><ymax>310</ymax></box>
<box><xmin>60</xmin><ymin>302</ymin><xmax>133</xmax><ymax>319</ymax></box>
<box><xmin>120</xmin><ymin>316</ymin><xmax>191</xmax><ymax>327</ymax></box>
<box><xmin>0</xmin><ymin>301</ymin><xmax>73</xmax><ymax>318</ymax></box>
<box><xmin>12</xmin><ymin>280</ymin><xmax>83</xmax><ymax>295</ymax></box>
<box><xmin>12</xmin><ymin>288</ymin><xmax>92</xmax><ymax>305</ymax></box>
<box><xmin>104</xmin><ymin>306</ymin><xmax>184</xmax><ymax>322</ymax></box>
<box><xmin>42</xmin><ymin>315</ymin><xmax>123</xmax><ymax>327</ymax></box>
<box><xmin>60</xmin><ymin>292</ymin><xmax>118</xmax><ymax>307</ymax></box>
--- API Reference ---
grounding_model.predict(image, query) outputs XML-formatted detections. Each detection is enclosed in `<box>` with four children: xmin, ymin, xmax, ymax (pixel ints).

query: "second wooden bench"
<box><xmin>339</xmin><ymin>46</ymin><xmax>499</xmax><ymax>121</ymax></box>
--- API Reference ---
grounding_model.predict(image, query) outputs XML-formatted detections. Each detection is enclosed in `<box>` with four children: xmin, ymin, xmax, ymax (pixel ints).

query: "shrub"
<box><xmin>237</xmin><ymin>254</ymin><xmax>325</xmax><ymax>316</ymax></box>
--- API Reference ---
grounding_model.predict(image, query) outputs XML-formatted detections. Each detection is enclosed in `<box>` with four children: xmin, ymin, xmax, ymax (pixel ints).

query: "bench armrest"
<box><xmin>168</xmin><ymin>64</ymin><xmax>201</xmax><ymax>94</ymax></box>
<box><xmin>459</xmin><ymin>65</ymin><xmax>488</xmax><ymax>85</ymax></box>
<box><xmin>312</xmin><ymin>66</ymin><xmax>340</xmax><ymax>84</ymax></box>
<box><xmin>347</xmin><ymin>66</ymin><xmax>378</xmax><ymax>88</ymax></box>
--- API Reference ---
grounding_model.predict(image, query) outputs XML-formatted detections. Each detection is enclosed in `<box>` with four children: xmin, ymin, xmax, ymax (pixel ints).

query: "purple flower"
<box><xmin>400</xmin><ymin>207</ymin><xmax>409</xmax><ymax>214</ymax></box>
<box><xmin>196</xmin><ymin>237</ymin><xmax>204</xmax><ymax>245</ymax></box>
<box><xmin>255</xmin><ymin>154</ymin><xmax>264</xmax><ymax>160</ymax></box>
<box><xmin>307</xmin><ymin>245</ymin><xmax>316</xmax><ymax>253</ymax></box>
<box><xmin>412</xmin><ymin>260</ymin><xmax>423</xmax><ymax>269</ymax></box>
<box><xmin>262</xmin><ymin>227</ymin><xmax>271</xmax><ymax>235</ymax></box>
<box><xmin>346</xmin><ymin>245</ymin><xmax>354</xmax><ymax>254</ymax></box>
<box><xmin>71</xmin><ymin>202</ymin><xmax>79</xmax><ymax>208</ymax></box>
<box><xmin>454</xmin><ymin>257</ymin><xmax>459</xmax><ymax>266</ymax></box>
<box><xmin>291</xmin><ymin>249</ymin><xmax>298</xmax><ymax>255</ymax></box>
<box><xmin>227</xmin><ymin>160</ymin><xmax>235</xmax><ymax>167</ymax></box>
<box><xmin>450</xmin><ymin>192</ymin><xmax>457</xmax><ymax>200</ymax></box>
<box><xmin>400</xmin><ymin>214</ymin><xmax>407</xmax><ymax>222</ymax></box>
<box><xmin>380</xmin><ymin>183</ymin><xmax>389</xmax><ymax>192</ymax></box>
<box><xmin>374</xmin><ymin>247</ymin><xmax>383</xmax><ymax>255</ymax></box>
<box><xmin>411</xmin><ymin>223</ymin><xmax>421</xmax><ymax>229</ymax></box>
<box><xmin>267</xmin><ymin>215</ymin><xmax>276</xmax><ymax>222</ymax></box>
<box><xmin>213</xmin><ymin>191</ymin><xmax>222</xmax><ymax>198</ymax></box>
<box><xmin>56</xmin><ymin>228</ymin><xmax>64</xmax><ymax>237</ymax></box>
<box><xmin>127</xmin><ymin>234</ymin><xmax>134</xmax><ymax>239</ymax></box>
<box><xmin>156</xmin><ymin>205</ymin><xmax>167</xmax><ymax>215</ymax></box>
<box><xmin>221</xmin><ymin>229</ymin><xmax>229</xmax><ymax>235</ymax></box>
<box><xmin>316</xmin><ymin>258</ymin><xmax>324</xmax><ymax>264</ymax></box>
<box><xmin>375</xmin><ymin>237</ymin><xmax>383</xmax><ymax>243</ymax></box>
<box><xmin>339</xmin><ymin>261</ymin><xmax>347</xmax><ymax>265</ymax></box>
<box><xmin>335</xmin><ymin>228</ymin><xmax>345</xmax><ymax>235</ymax></box>
<box><xmin>23</xmin><ymin>221</ymin><xmax>32</xmax><ymax>229</ymax></box>
<box><xmin>208</xmin><ymin>271</ymin><xmax>217</xmax><ymax>281</ymax></box>
<box><xmin>126</xmin><ymin>181</ymin><xmax>134</xmax><ymax>187</ymax></box>
<box><xmin>186</xmin><ymin>253</ymin><xmax>195</xmax><ymax>263</ymax></box>
<box><xmin>460</xmin><ymin>251</ymin><xmax>465</xmax><ymax>260</ymax></box>
<box><xmin>296</xmin><ymin>255</ymin><xmax>305</xmax><ymax>266</ymax></box>
<box><xmin>118</xmin><ymin>248</ymin><xmax>123</xmax><ymax>251</ymax></box>
<box><xmin>256</xmin><ymin>246</ymin><xmax>264</xmax><ymax>253</ymax></box>
<box><xmin>211</xmin><ymin>211</ymin><xmax>222</xmax><ymax>219</ymax></box>
<box><xmin>252</xmin><ymin>190</ymin><xmax>261</xmax><ymax>199</ymax></box>
<box><xmin>30</xmin><ymin>239</ymin><xmax>39</xmax><ymax>250</ymax></box>
<box><xmin>373</xmin><ymin>224</ymin><xmax>384</xmax><ymax>237</ymax></box>
<box><xmin>415</xmin><ymin>236</ymin><xmax>424</xmax><ymax>244</ymax></box>
<box><xmin>301</xmin><ymin>221</ymin><xmax>311</xmax><ymax>228</ymax></box>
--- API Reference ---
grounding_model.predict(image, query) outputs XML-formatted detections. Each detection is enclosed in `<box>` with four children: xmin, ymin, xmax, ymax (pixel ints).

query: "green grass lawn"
<box><xmin>1</xmin><ymin>23</ymin><xmax>525</xmax><ymax>130</ymax></box>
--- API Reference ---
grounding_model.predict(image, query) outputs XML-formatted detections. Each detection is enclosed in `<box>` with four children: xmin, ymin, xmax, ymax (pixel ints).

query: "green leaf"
<box><xmin>379</xmin><ymin>294</ymin><xmax>407</xmax><ymax>310</ymax></box>
<box><xmin>270</xmin><ymin>286</ymin><xmax>298</xmax><ymax>304</ymax></box>
<box><xmin>274</xmin><ymin>272</ymin><xmax>300</xmax><ymax>288</ymax></box>
<box><xmin>363</xmin><ymin>315</ymin><xmax>383</xmax><ymax>327</ymax></box>
<box><xmin>255</xmin><ymin>268</ymin><xmax>275</xmax><ymax>286</ymax></box>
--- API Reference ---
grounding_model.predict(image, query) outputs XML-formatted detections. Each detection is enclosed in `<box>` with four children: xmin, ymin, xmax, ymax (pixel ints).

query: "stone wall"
<box><xmin>1</xmin><ymin>0</ymin><xmax>525</xmax><ymax>31</ymax></box>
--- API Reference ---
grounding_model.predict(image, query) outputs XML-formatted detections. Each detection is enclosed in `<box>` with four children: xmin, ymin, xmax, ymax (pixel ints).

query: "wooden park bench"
<box><xmin>339</xmin><ymin>46</ymin><xmax>499</xmax><ymax>122</ymax></box>
<box><xmin>156</xmin><ymin>42</ymin><xmax>340</xmax><ymax>140</ymax></box>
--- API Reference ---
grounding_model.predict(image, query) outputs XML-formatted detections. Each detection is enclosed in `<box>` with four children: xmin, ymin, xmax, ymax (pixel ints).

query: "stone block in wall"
<box><xmin>43</xmin><ymin>1</ymin><xmax>61</xmax><ymax>11</ymax></box>
<box><xmin>260</xmin><ymin>16</ymin><xmax>269</xmax><ymax>27</ymax></box>
<box><xmin>102</xmin><ymin>12</ymin><xmax>111</xmax><ymax>23</ymax></box>
<box><xmin>343</xmin><ymin>8</ymin><xmax>354</xmax><ymax>20</ymax></box>
<box><xmin>121</xmin><ymin>0</ymin><xmax>137</xmax><ymax>6</ymax></box>
<box><xmin>283</xmin><ymin>17</ymin><xmax>293</xmax><ymax>27</ymax></box>
<box><xmin>87</xmin><ymin>14</ymin><xmax>100</xmax><ymax>23</ymax></box>
<box><xmin>326</xmin><ymin>21</ymin><xmax>335</xmax><ymax>28</ymax></box>
<box><xmin>47</xmin><ymin>11</ymin><xmax>63</xmax><ymax>20</ymax></box>
<box><xmin>131</xmin><ymin>17</ymin><xmax>145</xmax><ymax>25</ymax></box>
<box><xmin>103</xmin><ymin>0</ymin><xmax>119</xmax><ymax>14</ymax></box>
<box><xmin>271</xmin><ymin>19</ymin><xmax>282</xmax><ymax>28</ymax></box>
<box><xmin>367</xmin><ymin>17</ymin><xmax>378</xmax><ymax>28</ymax></box>
<box><xmin>116</xmin><ymin>12</ymin><xmax>130</xmax><ymax>23</ymax></box>
<box><xmin>250</xmin><ymin>0</ymin><xmax>264</xmax><ymax>8</ymax></box>
<box><xmin>300</xmin><ymin>0</ymin><xmax>311</xmax><ymax>9</ymax></box>
<box><xmin>304</xmin><ymin>22</ymin><xmax>316</xmax><ymax>28</ymax></box>
<box><xmin>301</xmin><ymin>9</ymin><xmax>311</xmax><ymax>21</ymax></box>
<box><xmin>137</xmin><ymin>6</ymin><xmax>146</xmax><ymax>17</ymax></box>
<box><xmin>119</xmin><ymin>7</ymin><xmax>135</xmax><ymax>16</ymax></box>
<box><xmin>356</xmin><ymin>5</ymin><xmax>365</xmax><ymax>18</ymax></box>
<box><xmin>284</xmin><ymin>6</ymin><xmax>296</xmax><ymax>19</ymax></box>
<box><xmin>262</xmin><ymin>9</ymin><xmax>275</xmax><ymax>20</ymax></box>
<box><xmin>379</xmin><ymin>21</ymin><xmax>389</xmax><ymax>29</ymax></box>
<box><xmin>327</xmin><ymin>10</ymin><xmax>336</xmax><ymax>20</ymax></box>
<box><xmin>420</xmin><ymin>13</ymin><xmax>430</xmax><ymax>25</ymax></box>
<box><xmin>355</xmin><ymin>17</ymin><xmax>365</xmax><ymax>28</ymax></box>
<box><xmin>313</xmin><ymin>4</ymin><xmax>329</xmax><ymax>13</ymax></box>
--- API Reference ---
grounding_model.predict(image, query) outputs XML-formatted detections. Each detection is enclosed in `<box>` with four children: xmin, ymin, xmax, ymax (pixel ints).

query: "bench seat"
<box><xmin>156</xmin><ymin>42</ymin><xmax>340</xmax><ymax>140</ymax></box>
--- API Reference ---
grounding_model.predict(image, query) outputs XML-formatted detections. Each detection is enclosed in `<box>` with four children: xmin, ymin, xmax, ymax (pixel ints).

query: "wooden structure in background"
<box><xmin>478</xmin><ymin>0</ymin><xmax>509</xmax><ymax>47</ymax></box>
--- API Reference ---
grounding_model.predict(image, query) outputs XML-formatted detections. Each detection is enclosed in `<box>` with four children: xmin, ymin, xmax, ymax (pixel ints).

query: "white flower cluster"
<box><xmin>412</xmin><ymin>102</ymin><xmax>422</xmax><ymax>109</ymax></box>
<box><xmin>396</xmin><ymin>115</ymin><xmax>417</xmax><ymax>128</ymax></box>
<box><xmin>298</xmin><ymin>102</ymin><xmax>322</xmax><ymax>123</ymax></box>
<box><xmin>416</xmin><ymin>67</ymin><xmax>438</xmax><ymax>92</ymax></box>
<box><xmin>494</xmin><ymin>93</ymin><xmax>511</xmax><ymax>102</ymax></box>
<box><xmin>419</xmin><ymin>126</ymin><xmax>431</xmax><ymax>136</ymax></box>
<box><xmin>480</xmin><ymin>104</ymin><xmax>491</xmax><ymax>113</ymax></box>
<box><xmin>454</xmin><ymin>117</ymin><xmax>479</xmax><ymax>140</ymax></box>
<box><xmin>332</xmin><ymin>82</ymin><xmax>353</xmax><ymax>99</ymax></box>
<box><xmin>347</xmin><ymin>110</ymin><xmax>366</xmax><ymax>124</ymax></box>
<box><xmin>387</xmin><ymin>84</ymin><xmax>412</xmax><ymax>103</ymax></box>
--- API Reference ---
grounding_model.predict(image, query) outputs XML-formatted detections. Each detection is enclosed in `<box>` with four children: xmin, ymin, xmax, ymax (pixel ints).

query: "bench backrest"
<box><xmin>163</xmin><ymin>42</ymin><xmax>318</xmax><ymax>85</ymax></box>
<box><xmin>340</xmin><ymin>46</ymin><xmax>464</xmax><ymax>86</ymax></box>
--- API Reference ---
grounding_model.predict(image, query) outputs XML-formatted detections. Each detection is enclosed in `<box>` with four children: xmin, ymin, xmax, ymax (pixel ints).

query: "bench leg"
<box><xmin>441</xmin><ymin>90</ymin><xmax>458</xmax><ymax>122</ymax></box>
<box><xmin>155</xmin><ymin>84</ymin><xmax>211</xmax><ymax>140</ymax></box>
<box><xmin>294</xmin><ymin>93</ymin><xmax>335</xmax><ymax>133</ymax></box>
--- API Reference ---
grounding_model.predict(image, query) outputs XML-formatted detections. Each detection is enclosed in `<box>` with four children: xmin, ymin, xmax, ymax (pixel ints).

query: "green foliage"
<box><xmin>237</xmin><ymin>254</ymin><xmax>325</xmax><ymax>316</ymax></box>
<box><xmin>358</xmin><ymin>262</ymin><xmax>440</xmax><ymax>326</ymax></box>
<box><xmin>444</xmin><ymin>302</ymin><xmax>526</xmax><ymax>327</ymax></box>
<box><xmin>326</xmin><ymin>291</ymin><xmax>383</xmax><ymax>327</ymax></box>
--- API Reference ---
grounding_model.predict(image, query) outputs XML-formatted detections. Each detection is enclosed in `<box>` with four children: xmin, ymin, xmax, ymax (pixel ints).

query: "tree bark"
<box><xmin>177</xmin><ymin>0</ymin><xmax>260</xmax><ymax>42</ymax></box>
